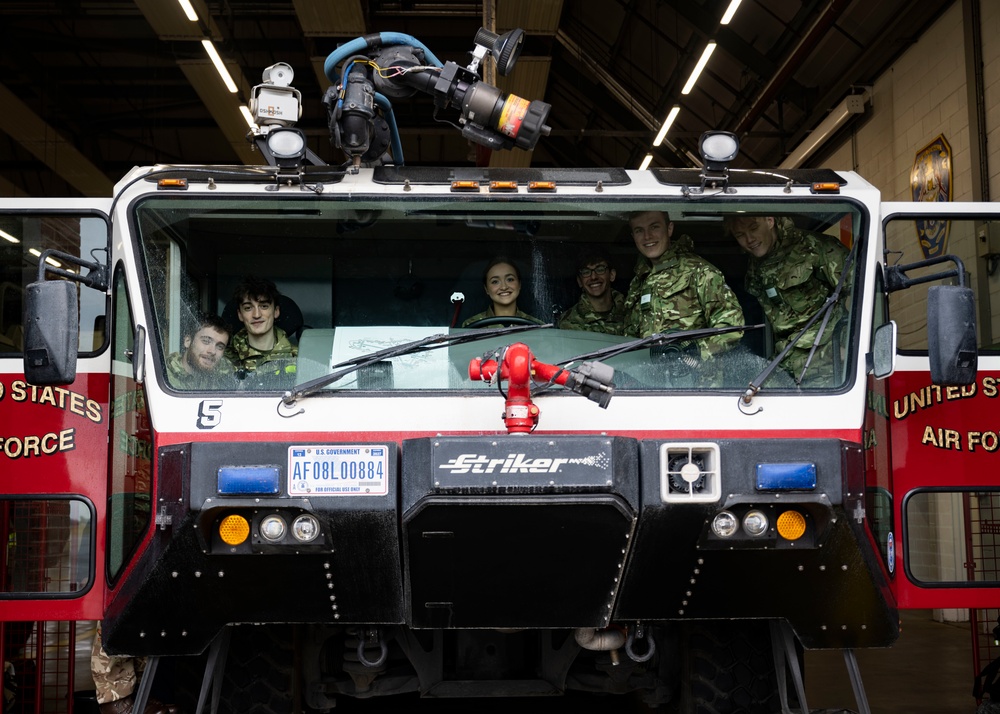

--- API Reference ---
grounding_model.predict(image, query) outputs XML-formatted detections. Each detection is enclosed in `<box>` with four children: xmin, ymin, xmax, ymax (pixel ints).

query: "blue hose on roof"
<box><xmin>374</xmin><ymin>93</ymin><xmax>404</xmax><ymax>166</ymax></box>
<box><xmin>323</xmin><ymin>32</ymin><xmax>443</xmax><ymax>83</ymax></box>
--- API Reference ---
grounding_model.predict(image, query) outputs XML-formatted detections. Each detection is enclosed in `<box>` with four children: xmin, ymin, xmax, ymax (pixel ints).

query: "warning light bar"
<box><xmin>755</xmin><ymin>462</ymin><xmax>816</xmax><ymax>490</ymax></box>
<box><xmin>218</xmin><ymin>466</ymin><xmax>281</xmax><ymax>495</ymax></box>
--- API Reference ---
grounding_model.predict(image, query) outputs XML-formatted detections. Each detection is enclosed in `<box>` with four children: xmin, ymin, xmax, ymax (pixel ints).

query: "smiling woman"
<box><xmin>461</xmin><ymin>256</ymin><xmax>545</xmax><ymax>328</ymax></box>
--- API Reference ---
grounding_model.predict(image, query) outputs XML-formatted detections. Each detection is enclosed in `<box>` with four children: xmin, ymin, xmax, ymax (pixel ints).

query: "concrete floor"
<box><xmin>804</xmin><ymin>609</ymin><xmax>978</xmax><ymax>713</ymax></box>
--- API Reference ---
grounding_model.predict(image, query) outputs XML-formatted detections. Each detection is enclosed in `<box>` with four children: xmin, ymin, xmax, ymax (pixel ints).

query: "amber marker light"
<box><xmin>157</xmin><ymin>178</ymin><xmax>188</xmax><ymax>190</ymax></box>
<box><xmin>219</xmin><ymin>514</ymin><xmax>250</xmax><ymax>546</ymax></box>
<box><xmin>776</xmin><ymin>510</ymin><xmax>807</xmax><ymax>541</ymax></box>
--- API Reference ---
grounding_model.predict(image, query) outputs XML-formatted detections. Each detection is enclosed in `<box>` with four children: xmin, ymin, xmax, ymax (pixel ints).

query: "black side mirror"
<box><xmin>23</xmin><ymin>280</ymin><xmax>79</xmax><ymax>385</ymax></box>
<box><xmin>927</xmin><ymin>285</ymin><xmax>977</xmax><ymax>385</ymax></box>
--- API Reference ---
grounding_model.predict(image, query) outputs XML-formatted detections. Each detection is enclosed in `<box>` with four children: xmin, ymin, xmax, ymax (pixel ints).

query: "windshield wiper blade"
<box><xmin>560</xmin><ymin>324</ymin><xmax>762</xmax><ymax>365</ymax></box>
<box><xmin>282</xmin><ymin>323</ymin><xmax>553</xmax><ymax>404</ymax></box>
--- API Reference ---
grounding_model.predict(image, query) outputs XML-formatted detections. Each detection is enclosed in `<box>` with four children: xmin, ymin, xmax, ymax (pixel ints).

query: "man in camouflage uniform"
<box><xmin>91</xmin><ymin>622</ymin><xmax>177</xmax><ymax>714</ymax></box>
<box><xmin>225</xmin><ymin>276</ymin><xmax>298</xmax><ymax>379</ymax></box>
<box><xmin>725</xmin><ymin>215</ymin><xmax>850</xmax><ymax>384</ymax></box>
<box><xmin>558</xmin><ymin>250</ymin><xmax>625</xmax><ymax>335</ymax></box>
<box><xmin>165</xmin><ymin>313</ymin><xmax>232</xmax><ymax>389</ymax></box>
<box><xmin>623</xmin><ymin>211</ymin><xmax>744</xmax><ymax>364</ymax></box>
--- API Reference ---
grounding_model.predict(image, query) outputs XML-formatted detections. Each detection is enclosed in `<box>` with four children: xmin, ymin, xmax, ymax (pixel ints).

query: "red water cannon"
<box><xmin>469</xmin><ymin>342</ymin><xmax>614</xmax><ymax>433</ymax></box>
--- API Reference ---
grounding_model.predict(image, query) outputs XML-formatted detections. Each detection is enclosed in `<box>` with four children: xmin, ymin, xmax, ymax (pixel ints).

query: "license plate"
<box><xmin>287</xmin><ymin>445</ymin><xmax>389</xmax><ymax>496</ymax></box>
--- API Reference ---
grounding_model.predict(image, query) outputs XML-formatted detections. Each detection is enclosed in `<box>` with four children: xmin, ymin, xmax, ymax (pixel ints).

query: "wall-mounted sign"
<box><xmin>911</xmin><ymin>134</ymin><xmax>952</xmax><ymax>258</ymax></box>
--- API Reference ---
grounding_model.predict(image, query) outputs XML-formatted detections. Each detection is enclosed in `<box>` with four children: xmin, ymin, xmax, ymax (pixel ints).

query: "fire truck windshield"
<box><xmin>131</xmin><ymin>195</ymin><xmax>864</xmax><ymax>394</ymax></box>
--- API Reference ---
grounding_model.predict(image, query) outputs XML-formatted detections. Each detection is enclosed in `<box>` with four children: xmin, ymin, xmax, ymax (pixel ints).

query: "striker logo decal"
<box><xmin>438</xmin><ymin>451</ymin><xmax>610</xmax><ymax>475</ymax></box>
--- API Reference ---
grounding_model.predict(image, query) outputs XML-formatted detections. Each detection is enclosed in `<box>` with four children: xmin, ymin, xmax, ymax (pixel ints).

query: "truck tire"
<box><xmin>223</xmin><ymin>625</ymin><xmax>296</xmax><ymax>714</ymax></box>
<box><xmin>679</xmin><ymin>620</ymin><xmax>788</xmax><ymax>714</ymax></box>
<box><xmin>172</xmin><ymin>625</ymin><xmax>297</xmax><ymax>714</ymax></box>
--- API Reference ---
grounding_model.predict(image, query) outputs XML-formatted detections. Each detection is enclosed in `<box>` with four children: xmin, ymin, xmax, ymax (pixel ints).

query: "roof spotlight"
<box><xmin>265</xmin><ymin>127</ymin><xmax>307</xmax><ymax>168</ymax></box>
<box><xmin>689</xmin><ymin>130</ymin><xmax>740</xmax><ymax>194</ymax></box>
<box><xmin>699</xmin><ymin>131</ymin><xmax>739</xmax><ymax>171</ymax></box>
<box><xmin>470</xmin><ymin>27</ymin><xmax>525</xmax><ymax>76</ymax></box>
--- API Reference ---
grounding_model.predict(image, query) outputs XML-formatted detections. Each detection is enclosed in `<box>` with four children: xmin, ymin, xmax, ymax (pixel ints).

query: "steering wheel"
<box><xmin>464</xmin><ymin>316</ymin><xmax>540</xmax><ymax>328</ymax></box>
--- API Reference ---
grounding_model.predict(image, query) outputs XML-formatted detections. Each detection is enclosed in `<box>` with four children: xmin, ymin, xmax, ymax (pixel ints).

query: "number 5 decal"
<box><xmin>197</xmin><ymin>400</ymin><xmax>223</xmax><ymax>429</ymax></box>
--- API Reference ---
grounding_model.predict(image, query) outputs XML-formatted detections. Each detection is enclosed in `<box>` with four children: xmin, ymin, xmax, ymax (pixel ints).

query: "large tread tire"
<box><xmin>679</xmin><ymin>621</ymin><xmax>784</xmax><ymax>714</ymax></box>
<box><xmin>171</xmin><ymin>625</ymin><xmax>297</xmax><ymax>714</ymax></box>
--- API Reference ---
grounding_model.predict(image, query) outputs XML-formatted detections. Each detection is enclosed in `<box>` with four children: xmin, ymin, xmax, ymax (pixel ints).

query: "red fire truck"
<box><xmin>1</xmin><ymin>28</ymin><xmax>997</xmax><ymax>714</ymax></box>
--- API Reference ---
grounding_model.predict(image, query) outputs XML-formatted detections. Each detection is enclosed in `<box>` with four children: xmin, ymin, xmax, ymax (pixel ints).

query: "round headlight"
<box><xmin>743</xmin><ymin>510</ymin><xmax>769</xmax><ymax>537</ymax></box>
<box><xmin>259</xmin><ymin>514</ymin><xmax>286</xmax><ymax>542</ymax></box>
<box><xmin>292</xmin><ymin>514</ymin><xmax>320</xmax><ymax>543</ymax></box>
<box><xmin>711</xmin><ymin>510</ymin><xmax>738</xmax><ymax>538</ymax></box>
<box><xmin>267</xmin><ymin>129</ymin><xmax>306</xmax><ymax>158</ymax></box>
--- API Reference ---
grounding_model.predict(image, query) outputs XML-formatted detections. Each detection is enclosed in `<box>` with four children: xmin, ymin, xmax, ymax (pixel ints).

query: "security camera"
<box><xmin>262</xmin><ymin>62</ymin><xmax>294</xmax><ymax>87</ymax></box>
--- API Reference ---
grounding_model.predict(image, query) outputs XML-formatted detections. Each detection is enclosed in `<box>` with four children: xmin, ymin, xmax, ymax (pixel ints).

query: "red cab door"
<box><xmin>881</xmin><ymin>205</ymin><xmax>1000</xmax><ymax>609</ymax></box>
<box><xmin>0</xmin><ymin>202</ymin><xmax>110</xmax><ymax>621</ymax></box>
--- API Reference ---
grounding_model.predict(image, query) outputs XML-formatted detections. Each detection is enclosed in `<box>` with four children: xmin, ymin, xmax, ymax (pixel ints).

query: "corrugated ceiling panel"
<box><xmin>0</xmin><ymin>83</ymin><xmax>113</xmax><ymax>197</ymax></box>
<box><xmin>132</xmin><ymin>0</ymin><xmax>223</xmax><ymax>41</ymax></box>
<box><xmin>292</xmin><ymin>0</ymin><xmax>366</xmax><ymax>37</ymax></box>
<box><xmin>498</xmin><ymin>0</ymin><xmax>563</xmax><ymax>34</ymax></box>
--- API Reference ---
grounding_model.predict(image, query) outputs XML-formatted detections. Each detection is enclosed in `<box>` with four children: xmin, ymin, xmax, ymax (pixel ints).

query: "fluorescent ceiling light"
<box><xmin>639</xmin><ymin>154</ymin><xmax>654</xmax><ymax>170</ymax></box>
<box><xmin>720</xmin><ymin>0</ymin><xmax>743</xmax><ymax>25</ymax></box>
<box><xmin>0</xmin><ymin>228</ymin><xmax>19</xmax><ymax>243</ymax></box>
<box><xmin>239</xmin><ymin>105</ymin><xmax>256</xmax><ymax>129</ymax></box>
<box><xmin>778</xmin><ymin>93</ymin><xmax>868</xmax><ymax>169</ymax></box>
<box><xmin>681</xmin><ymin>42</ymin><xmax>716</xmax><ymax>95</ymax></box>
<box><xmin>201</xmin><ymin>40</ymin><xmax>238</xmax><ymax>93</ymax></box>
<box><xmin>176</xmin><ymin>0</ymin><xmax>199</xmax><ymax>21</ymax></box>
<box><xmin>653</xmin><ymin>106</ymin><xmax>681</xmax><ymax>147</ymax></box>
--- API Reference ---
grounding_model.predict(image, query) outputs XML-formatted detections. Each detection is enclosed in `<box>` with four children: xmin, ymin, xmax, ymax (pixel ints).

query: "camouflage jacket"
<box><xmin>225</xmin><ymin>327</ymin><xmax>298</xmax><ymax>374</ymax></box>
<box><xmin>461</xmin><ymin>306</ymin><xmax>546</xmax><ymax>328</ymax></box>
<box><xmin>745</xmin><ymin>222</ymin><xmax>849</xmax><ymax>345</ymax></box>
<box><xmin>558</xmin><ymin>290</ymin><xmax>625</xmax><ymax>334</ymax></box>
<box><xmin>745</xmin><ymin>222</ymin><xmax>850</xmax><ymax>383</ymax></box>
<box><xmin>165</xmin><ymin>351</ymin><xmax>233</xmax><ymax>390</ymax></box>
<box><xmin>622</xmin><ymin>236</ymin><xmax>744</xmax><ymax>359</ymax></box>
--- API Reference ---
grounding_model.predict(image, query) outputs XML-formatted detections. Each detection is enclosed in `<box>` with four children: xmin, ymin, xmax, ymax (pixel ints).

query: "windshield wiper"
<box><xmin>559</xmin><ymin>324</ymin><xmax>762</xmax><ymax>365</ymax></box>
<box><xmin>280</xmin><ymin>323</ymin><xmax>553</xmax><ymax>406</ymax></box>
<box><xmin>740</xmin><ymin>243</ymin><xmax>858</xmax><ymax>410</ymax></box>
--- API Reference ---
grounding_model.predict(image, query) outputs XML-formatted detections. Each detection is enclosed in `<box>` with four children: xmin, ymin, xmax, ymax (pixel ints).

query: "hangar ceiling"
<box><xmin>0</xmin><ymin>0</ymin><xmax>956</xmax><ymax>197</ymax></box>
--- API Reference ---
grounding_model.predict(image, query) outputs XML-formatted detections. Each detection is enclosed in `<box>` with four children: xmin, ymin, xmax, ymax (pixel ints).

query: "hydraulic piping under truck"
<box><xmin>2</xmin><ymin>27</ymin><xmax>998</xmax><ymax>714</ymax></box>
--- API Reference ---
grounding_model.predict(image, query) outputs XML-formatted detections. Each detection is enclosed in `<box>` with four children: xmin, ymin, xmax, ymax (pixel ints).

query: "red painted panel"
<box><xmin>0</xmin><ymin>370</ymin><xmax>109</xmax><ymax>620</ymax></box>
<box><xmin>887</xmin><ymin>366</ymin><xmax>1000</xmax><ymax>608</ymax></box>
